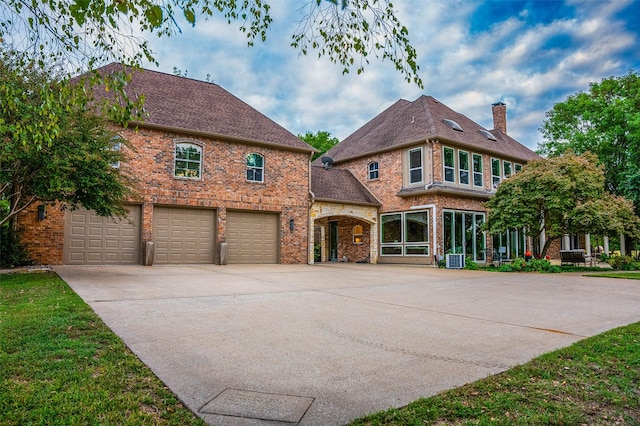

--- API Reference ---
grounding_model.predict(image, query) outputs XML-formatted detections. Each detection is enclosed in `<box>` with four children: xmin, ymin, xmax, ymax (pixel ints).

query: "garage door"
<box><xmin>64</xmin><ymin>205</ymin><xmax>141</xmax><ymax>264</ymax></box>
<box><xmin>153</xmin><ymin>207</ymin><xmax>216</xmax><ymax>264</ymax></box>
<box><xmin>226</xmin><ymin>211</ymin><xmax>279</xmax><ymax>264</ymax></box>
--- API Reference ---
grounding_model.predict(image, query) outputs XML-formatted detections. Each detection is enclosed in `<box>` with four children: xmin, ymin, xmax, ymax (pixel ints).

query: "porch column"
<box><xmin>320</xmin><ymin>225</ymin><xmax>327</xmax><ymax>262</ymax></box>
<box><xmin>563</xmin><ymin>234</ymin><xmax>571</xmax><ymax>250</ymax></box>
<box><xmin>369</xmin><ymin>220</ymin><xmax>379</xmax><ymax>264</ymax></box>
<box><xmin>604</xmin><ymin>236</ymin><xmax>610</xmax><ymax>256</ymax></box>
<box><xmin>308</xmin><ymin>216</ymin><xmax>315</xmax><ymax>265</ymax></box>
<box><xmin>620</xmin><ymin>232</ymin><xmax>626</xmax><ymax>256</ymax></box>
<box><xmin>585</xmin><ymin>234</ymin><xmax>591</xmax><ymax>257</ymax></box>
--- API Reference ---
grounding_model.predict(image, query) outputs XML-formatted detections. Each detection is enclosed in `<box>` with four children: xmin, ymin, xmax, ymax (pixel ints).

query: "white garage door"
<box><xmin>64</xmin><ymin>205</ymin><xmax>141</xmax><ymax>265</ymax></box>
<box><xmin>153</xmin><ymin>207</ymin><xmax>216</xmax><ymax>264</ymax></box>
<box><xmin>226</xmin><ymin>211</ymin><xmax>279</xmax><ymax>264</ymax></box>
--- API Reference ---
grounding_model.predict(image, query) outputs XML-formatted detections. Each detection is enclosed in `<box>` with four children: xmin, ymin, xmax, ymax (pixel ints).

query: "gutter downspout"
<box><xmin>308</xmin><ymin>153</ymin><xmax>315</xmax><ymax>265</ymax></box>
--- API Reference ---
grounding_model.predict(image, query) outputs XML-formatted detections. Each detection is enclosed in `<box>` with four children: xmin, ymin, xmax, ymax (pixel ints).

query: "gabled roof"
<box><xmin>311</xmin><ymin>166</ymin><xmax>380</xmax><ymax>206</ymax></box>
<box><xmin>93</xmin><ymin>63</ymin><xmax>313</xmax><ymax>152</ymax></box>
<box><xmin>319</xmin><ymin>95</ymin><xmax>539</xmax><ymax>163</ymax></box>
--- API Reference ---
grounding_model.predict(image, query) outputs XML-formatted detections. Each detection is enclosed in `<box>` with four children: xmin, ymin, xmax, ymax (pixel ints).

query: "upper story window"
<box><xmin>491</xmin><ymin>158</ymin><xmax>501</xmax><ymax>189</ymax></box>
<box><xmin>246</xmin><ymin>153</ymin><xmax>264</xmax><ymax>182</ymax></box>
<box><xmin>368</xmin><ymin>161</ymin><xmax>379</xmax><ymax>180</ymax></box>
<box><xmin>515</xmin><ymin>163</ymin><xmax>522</xmax><ymax>174</ymax></box>
<box><xmin>443</xmin><ymin>147</ymin><xmax>455</xmax><ymax>183</ymax></box>
<box><xmin>458</xmin><ymin>150</ymin><xmax>470</xmax><ymax>185</ymax></box>
<box><xmin>110</xmin><ymin>136</ymin><xmax>122</xmax><ymax>168</ymax></box>
<box><xmin>175</xmin><ymin>142</ymin><xmax>202</xmax><ymax>179</ymax></box>
<box><xmin>473</xmin><ymin>154</ymin><xmax>483</xmax><ymax>187</ymax></box>
<box><xmin>409</xmin><ymin>147</ymin><xmax>423</xmax><ymax>184</ymax></box>
<box><xmin>503</xmin><ymin>161</ymin><xmax>512</xmax><ymax>178</ymax></box>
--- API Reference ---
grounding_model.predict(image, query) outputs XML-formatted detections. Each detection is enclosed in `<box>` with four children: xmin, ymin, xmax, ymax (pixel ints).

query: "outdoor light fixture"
<box><xmin>289</xmin><ymin>218</ymin><xmax>295</xmax><ymax>232</ymax></box>
<box><xmin>37</xmin><ymin>204</ymin><xmax>46</xmax><ymax>221</ymax></box>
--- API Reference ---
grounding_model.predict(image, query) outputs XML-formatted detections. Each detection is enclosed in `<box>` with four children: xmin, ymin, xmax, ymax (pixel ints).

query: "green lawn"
<box><xmin>349</xmin><ymin>323</ymin><xmax>640</xmax><ymax>425</ymax></box>
<box><xmin>2</xmin><ymin>272</ymin><xmax>639</xmax><ymax>426</ymax></box>
<box><xmin>584</xmin><ymin>272</ymin><xmax>640</xmax><ymax>280</ymax></box>
<box><xmin>0</xmin><ymin>271</ymin><xmax>205</xmax><ymax>426</ymax></box>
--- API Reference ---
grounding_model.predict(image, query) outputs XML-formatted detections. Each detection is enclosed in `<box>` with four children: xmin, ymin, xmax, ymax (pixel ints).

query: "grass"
<box><xmin>2</xmin><ymin>272</ymin><xmax>639</xmax><ymax>426</ymax></box>
<box><xmin>583</xmin><ymin>272</ymin><xmax>640</xmax><ymax>280</ymax></box>
<box><xmin>349</xmin><ymin>322</ymin><xmax>640</xmax><ymax>425</ymax></box>
<box><xmin>0</xmin><ymin>271</ymin><xmax>205</xmax><ymax>426</ymax></box>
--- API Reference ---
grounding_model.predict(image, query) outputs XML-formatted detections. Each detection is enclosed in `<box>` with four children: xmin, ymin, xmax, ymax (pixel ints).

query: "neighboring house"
<box><xmin>18</xmin><ymin>64</ymin><xmax>315</xmax><ymax>265</ymax></box>
<box><xmin>310</xmin><ymin>96</ymin><xmax>540</xmax><ymax>265</ymax></box>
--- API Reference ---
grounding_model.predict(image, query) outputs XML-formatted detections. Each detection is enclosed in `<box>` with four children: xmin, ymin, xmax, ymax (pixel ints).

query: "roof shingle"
<box><xmin>94</xmin><ymin>63</ymin><xmax>313</xmax><ymax>152</ymax></box>
<box><xmin>311</xmin><ymin>166</ymin><xmax>380</xmax><ymax>206</ymax></box>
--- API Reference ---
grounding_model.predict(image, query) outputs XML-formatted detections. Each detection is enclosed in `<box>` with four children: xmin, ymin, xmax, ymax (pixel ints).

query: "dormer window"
<box><xmin>442</xmin><ymin>119</ymin><xmax>463</xmax><ymax>132</ymax></box>
<box><xmin>479</xmin><ymin>129</ymin><xmax>497</xmax><ymax>141</ymax></box>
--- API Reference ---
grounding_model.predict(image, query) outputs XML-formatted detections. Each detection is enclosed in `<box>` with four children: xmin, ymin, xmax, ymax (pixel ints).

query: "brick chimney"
<box><xmin>492</xmin><ymin>102</ymin><xmax>507</xmax><ymax>134</ymax></box>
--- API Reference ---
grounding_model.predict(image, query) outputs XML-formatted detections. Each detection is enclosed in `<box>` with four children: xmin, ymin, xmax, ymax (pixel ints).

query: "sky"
<box><xmin>142</xmin><ymin>0</ymin><xmax>640</xmax><ymax>151</ymax></box>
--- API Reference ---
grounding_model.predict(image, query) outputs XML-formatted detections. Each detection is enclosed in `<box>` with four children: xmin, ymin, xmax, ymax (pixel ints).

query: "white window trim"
<box><xmin>472</xmin><ymin>153</ymin><xmax>483</xmax><ymax>188</ymax></box>
<box><xmin>491</xmin><ymin>158</ymin><xmax>501</xmax><ymax>189</ymax></box>
<box><xmin>368</xmin><ymin>161</ymin><xmax>379</xmax><ymax>180</ymax></box>
<box><xmin>408</xmin><ymin>147</ymin><xmax>423</xmax><ymax>184</ymax></box>
<box><xmin>458</xmin><ymin>150</ymin><xmax>470</xmax><ymax>186</ymax></box>
<box><xmin>246</xmin><ymin>153</ymin><xmax>265</xmax><ymax>183</ymax></box>
<box><xmin>174</xmin><ymin>140</ymin><xmax>203</xmax><ymax>180</ymax></box>
<box><xmin>443</xmin><ymin>146</ymin><xmax>456</xmax><ymax>183</ymax></box>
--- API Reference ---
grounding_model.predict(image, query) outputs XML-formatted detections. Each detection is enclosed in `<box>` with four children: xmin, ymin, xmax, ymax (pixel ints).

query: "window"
<box><xmin>503</xmin><ymin>161</ymin><xmax>512</xmax><ymax>178</ymax></box>
<box><xmin>442</xmin><ymin>118</ymin><xmax>463</xmax><ymax>132</ymax></box>
<box><xmin>110</xmin><ymin>136</ymin><xmax>122</xmax><ymax>168</ymax></box>
<box><xmin>381</xmin><ymin>211</ymin><xmax>430</xmax><ymax>256</ymax></box>
<box><xmin>515</xmin><ymin>164</ymin><xmax>522</xmax><ymax>174</ymax></box>
<box><xmin>353</xmin><ymin>225</ymin><xmax>364</xmax><ymax>244</ymax></box>
<box><xmin>473</xmin><ymin>154</ymin><xmax>483</xmax><ymax>187</ymax></box>
<box><xmin>492</xmin><ymin>229</ymin><xmax>526</xmax><ymax>260</ymax></box>
<box><xmin>491</xmin><ymin>158</ymin><xmax>501</xmax><ymax>189</ymax></box>
<box><xmin>409</xmin><ymin>148</ymin><xmax>423</xmax><ymax>184</ymax></box>
<box><xmin>175</xmin><ymin>143</ymin><xmax>202</xmax><ymax>178</ymax></box>
<box><xmin>368</xmin><ymin>161</ymin><xmax>379</xmax><ymax>180</ymax></box>
<box><xmin>246</xmin><ymin>153</ymin><xmax>264</xmax><ymax>182</ymax></box>
<box><xmin>459</xmin><ymin>150</ymin><xmax>470</xmax><ymax>185</ymax></box>
<box><xmin>443</xmin><ymin>210</ymin><xmax>485</xmax><ymax>262</ymax></box>
<box><xmin>443</xmin><ymin>147</ymin><xmax>455</xmax><ymax>183</ymax></box>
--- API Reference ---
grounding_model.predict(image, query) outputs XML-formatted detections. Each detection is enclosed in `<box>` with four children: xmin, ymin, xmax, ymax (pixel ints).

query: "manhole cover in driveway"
<box><xmin>200</xmin><ymin>389</ymin><xmax>314</xmax><ymax>423</ymax></box>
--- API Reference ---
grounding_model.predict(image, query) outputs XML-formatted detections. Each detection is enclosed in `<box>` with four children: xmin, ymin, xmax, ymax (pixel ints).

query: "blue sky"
<box><xmin>143</xmin><ymin>0</ymin><xmax>640</xmax><ymax>150</ymax></box>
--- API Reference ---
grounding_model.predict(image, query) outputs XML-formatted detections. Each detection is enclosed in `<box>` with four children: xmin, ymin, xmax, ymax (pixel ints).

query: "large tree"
<box><xmin>538</xmin><ymin>71</ymin><xmax>640</xmax><ymax>215</ymax></box>
<box><xmin>0</xmin><ymin>51</ymin><xmax>135</xmax><ymax>228</ymax></box>
<box><xmin>299</xmin><ymin>131</ymin><xmax>339</xmax><ymax>161</ymax></box>
<box><xmin>485</xmin><ymin>151</ymin><xmax>639</xmax><ymax>258</ymax></box>
<box><xmin>0</xmin><ymin>0</ymin><xmax>421</xmax><ymax>87</ymax></box>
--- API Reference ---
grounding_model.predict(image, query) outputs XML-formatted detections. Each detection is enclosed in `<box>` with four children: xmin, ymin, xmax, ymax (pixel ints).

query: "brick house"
<box><xmin>309</xmin><ymin>96</ymin><xmax>540</xmax><ymax>265</ymax></box>
<box><xmin>18</xmin><ymin>64</ymin><xmax>315</xmax><ymax>265</ymax></box>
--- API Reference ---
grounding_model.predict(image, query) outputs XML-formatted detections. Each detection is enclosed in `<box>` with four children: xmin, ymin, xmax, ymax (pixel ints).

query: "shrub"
<box><xmin>498</xmin><ymin>263</ymin><xmax>514</xmax><ymax>272</ymax></box>
<box><xmin>464</xmin><ymin>258</ymin><xmax>479</xmax><ymax>270</ymax></box>
<box><xmin>0</xmin><ymin>226</ymin><xmax>32</xmax><ymax>268</ymax></box>
<box><xmin>608</xmin><ymin>256</ymin><xmax>640</xmax><ymax>271</ymax></box>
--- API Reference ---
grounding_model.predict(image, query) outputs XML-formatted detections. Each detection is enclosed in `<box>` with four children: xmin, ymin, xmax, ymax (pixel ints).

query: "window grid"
<box><xmin>175</xmin><ymin>143</ymin><xmax>202</xmax><ymax>179</ymax></box>
<box><xmin>368</xmin><ymin>162</ymin><xmax>379</xmax><ymax>180</ymax></box>
<box><xmin>408</xmin><ymin>148</ymin><xmax>423</xmax><ymax>184</ymax></box>
<box><xmin>246</xmin><ymin>153</ymin><xmax>264</xmax><ymax>182</ymax></box>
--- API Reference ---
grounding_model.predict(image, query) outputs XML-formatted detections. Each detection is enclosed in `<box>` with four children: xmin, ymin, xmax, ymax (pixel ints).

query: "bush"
<box><xmin>495</xmin><ymin>258</ymin><xmax>559</xmax><ymax>273</ymax></box>
<box><xmin>498</xmin><ymin>263</ymin><xmax>514</xmax><ymax>272</ymax></box>
<box><xmin>608</xmin><ymin>256</ymin><xmax>640</xmax><ymax>271</ymax></box>
<box><xmin>0</xmin><ymin>226</ymin><xmax>32</xmax><ymax>268</ymax></box>
<box><xmin>464</xmin><ymin>258</ymin><xmax>479</xmax><ymax>270</ymax></box>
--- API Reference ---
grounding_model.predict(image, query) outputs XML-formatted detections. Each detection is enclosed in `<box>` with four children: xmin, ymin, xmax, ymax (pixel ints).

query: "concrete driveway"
<box><xmin>55</xmin><ymin>263</ymin><xmax>640</xmax><ymax>426</ymax></box>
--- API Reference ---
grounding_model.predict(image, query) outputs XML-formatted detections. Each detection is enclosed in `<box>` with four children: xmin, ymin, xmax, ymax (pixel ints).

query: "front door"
<box><xmin>329</xmin><ymin>221</ymin><xmax>338</xmax><ymax>261</ymax></box>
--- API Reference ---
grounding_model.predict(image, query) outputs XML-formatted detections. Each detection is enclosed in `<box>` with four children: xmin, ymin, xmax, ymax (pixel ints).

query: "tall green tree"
<box><xmin>485</xmin><ymin>152</ymin><xmax>639</xmax><ymax>258</ymax></box>
<box><xmin>1</xmin><ymin>0</ymin><xmax>421</xmax><ymax>87</ymax></box>
<box><xmin>0</xmin><ymin>51</ymin><xmax>135</xmax><ymax>228</ymax></box>
<box><xmin>299</xmin><ymin>131</ymin><xmax>339</xmax><ymax>160</ymax></box>
<box><xmin>538</xmin><ymin>71</ymin><xmax>640</xmax><ymax>215</ymax></box>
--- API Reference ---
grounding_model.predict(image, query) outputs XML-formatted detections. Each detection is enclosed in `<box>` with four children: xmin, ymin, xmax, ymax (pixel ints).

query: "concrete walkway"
<box><xmin>55</xmin><ymin>263</ymin><xmax>640</xmax><ymax>426</ymax></box>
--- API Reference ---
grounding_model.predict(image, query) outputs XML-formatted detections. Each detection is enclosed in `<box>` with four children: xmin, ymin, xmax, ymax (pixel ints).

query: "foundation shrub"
<box><xmin>608</xmin><ymin>256</ymin><xmax>640</xmax><ymax>271</ymax></box>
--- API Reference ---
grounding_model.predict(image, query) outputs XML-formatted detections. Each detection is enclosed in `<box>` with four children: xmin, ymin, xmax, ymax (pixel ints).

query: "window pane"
<box><xmin>460</xmin><ymin>170</ymin><xmax>469</xmax><ymax>185</ymax></box>
<box><xmin>445</xmin><ymin>168</ymin><xmax>455</xmax><ymax>182</ymax></box>
<box><xmin>381</xmin><ymin>246</ymin><xmax>402</xmax><ymax>255</ymax></box>
<box><xmin>444</xmin><ymin>147</ymin><xmax>454</xmax><ymax>167</ymax></box>
<box><xmin>465</xmin><ymin>213</ymin><xmax>474</xmax><ymax>258</ymax></box>
<box><xmin>405</xmin><ymin>246</ymin><xmax>429</xmax><ymax>255</ymax></box>
<box><xmin>409</xmin><ymin>149</ymin><xmax>422</xmax><ymax>168</ymax></box>
<box><xmin>405</xmin><ymin>211</ymin><xmax>428</xmax><ymax>243</ymax></box>
<box><xmin>473</xmin><ymin>154</ymin><xmax>482</xmax><ymax>173</ymax></box>
<box><xmin>459</xmin><ymin>151</ymin><xmax>468</xmax><ymax>170</ymax></box>
<box><xmin>504</xmin><ymin>161</ymin><xmax>512</xmax><ymax>177</ymax></box>
<box><xmin>381</xmin><ymin>214</ymin><xmax>402</xmax><ymax>243</ymax></box>
<box><xmin>492</xmin><ymin>159</ymin><xmax>500</xmax><ymax>176</ymax></box>
<box><xmin>475</xmin><ymin>214</ymin><xmax>485</xmax><ymax>261</ymax></box>
<box><xmin>444</xmin><ymin>211</ymin><xmax>453</xmax><ymax>254</ymax></box>
<box><xmin>410</xmin><ymin>168</ymin><xmax>422</xmax><ymax>183</ymax></box>
<box><xmin>515</xmin><ymin>164</ymin><xmax>522</xmax><ymax>173</ymax></box>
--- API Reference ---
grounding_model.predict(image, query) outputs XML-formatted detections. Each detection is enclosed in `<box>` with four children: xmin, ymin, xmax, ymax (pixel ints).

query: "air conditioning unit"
<box><xmin>446</xmin><ymin>253</ymin><xmax>465</xmax><ymax>269</ymax></box>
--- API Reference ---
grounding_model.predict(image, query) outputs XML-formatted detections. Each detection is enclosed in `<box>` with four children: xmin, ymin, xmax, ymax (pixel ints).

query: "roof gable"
<box><xmin>319</xmin><ymin>95</ymin><xmax>539</xmax><ymax>163</ymax></box>
<box><xmin>94</xmin><ymin>63</ymin><xmax>313</xmax><ymax>152</ymax></box>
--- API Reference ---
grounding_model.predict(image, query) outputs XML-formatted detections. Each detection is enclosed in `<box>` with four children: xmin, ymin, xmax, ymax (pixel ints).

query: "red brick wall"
<box><xmin>15</xmin><ymin>203</ymin><xmax>65</xmax><ymax>265</ymax></box>
<box><xmin>18</xmin><ymin>127</ymin><xmax>311</xmax><ymax>265</ymax></box>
